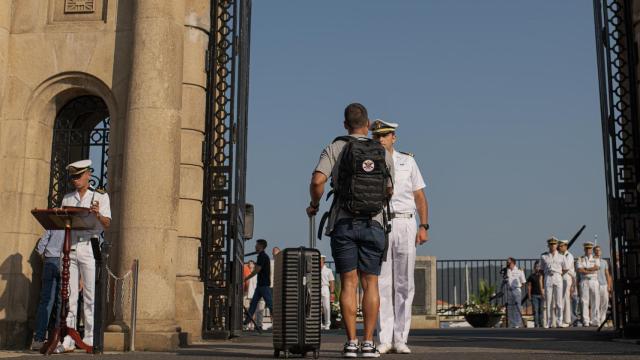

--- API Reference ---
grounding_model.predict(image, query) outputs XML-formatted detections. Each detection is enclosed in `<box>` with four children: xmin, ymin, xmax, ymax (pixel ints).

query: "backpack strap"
<box><xmin>332</xmin><ymin>135</ymin><xmax>353</xmax><ymax>143</ymax></box>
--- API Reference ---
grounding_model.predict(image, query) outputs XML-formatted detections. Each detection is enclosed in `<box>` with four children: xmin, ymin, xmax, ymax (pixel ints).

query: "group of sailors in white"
<box><xmin>505</xmin><ymin>237</ymin><xmax>612</xmax><ymax>328</ymax></box>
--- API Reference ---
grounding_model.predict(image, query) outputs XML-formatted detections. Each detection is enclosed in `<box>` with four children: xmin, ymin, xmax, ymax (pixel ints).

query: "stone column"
<box><xmin>115</xmin><ymin>0</ymin><xmax>184</xmax><ymax>351</ymax></box>
<box><xmin>174</xmin><ymin>0</ymin><xmax>208</xmax><ymax>343</ymax></box>
<box><xmin>0</xmin><ymin>0</ymin><xmax>9</xmax><ymax>110</ymax></box>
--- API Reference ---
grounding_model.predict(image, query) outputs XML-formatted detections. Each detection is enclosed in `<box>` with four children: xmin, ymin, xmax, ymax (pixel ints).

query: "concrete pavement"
<box><xmin>1</xmin><ymin>328</ymin><xmax>638</xmax><ymax>359</ymax></box>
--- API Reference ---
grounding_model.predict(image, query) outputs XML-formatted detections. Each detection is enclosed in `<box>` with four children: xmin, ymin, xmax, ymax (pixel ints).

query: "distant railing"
<box><xmin>436</xmin><ymin>259</ymin><xmax>538</xmax><ymax>316</ymax></box>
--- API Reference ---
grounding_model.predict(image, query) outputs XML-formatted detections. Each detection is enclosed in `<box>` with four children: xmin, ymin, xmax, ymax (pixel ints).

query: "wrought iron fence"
<box><xmin>437</xmin><ymin>259</ymin><xmax>538</xmax><ymax>316</ymax></box>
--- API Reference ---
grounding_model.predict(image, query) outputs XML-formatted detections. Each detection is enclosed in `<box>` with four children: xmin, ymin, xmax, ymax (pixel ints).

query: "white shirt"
<box><xmin>390</xmin><ymin>151</ymin><xmax>426</xmax><ymax>214</ymax></box>
<box><xmin>561</xmin><ymin>251</ymin><xmax>576</xmax><ymax>277</ymax></box>
<box><xmin>506</xmin><ymin>266</ymin><xmax>526</xmax><ymax>290</ymax></box>
<box><xmin>577</xmin><ymin>255</ymin><xmax>600</xmax><ymax>280</ymax></box>
<box><xmin>540</xmin><ymin>251</ymin><xmax>566</xmax><ymax>277</ymax></box>
<box><xmin>61</xmin><ymin>188</ymin><xmax>111</xmax><ymax>242</ymax></box>
<box><xmin>321</xmin><ymin>265</ymin><xmax>335</xmax><ymax>288</ymax></box>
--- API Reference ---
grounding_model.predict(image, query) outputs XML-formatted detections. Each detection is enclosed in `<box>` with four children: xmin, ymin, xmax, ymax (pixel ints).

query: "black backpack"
<box><xmin>333</xmin><ymin>136</ymin><xmax>391</xmax><ymax>216</ymax></box>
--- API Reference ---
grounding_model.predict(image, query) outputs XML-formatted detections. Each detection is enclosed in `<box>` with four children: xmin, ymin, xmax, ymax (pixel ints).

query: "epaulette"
<box><xmin>400</xmin><ymin>151</ymin><xmax>414</xmax><ymax>157</ymax></box>
<box><xmin>94</xmin><ymin>187</ymin><xmax>106</xmax><ymax>194</ymax></box>
<box><xmin>541</xmin><ymin>251</ymin><xmax>549</xmax><ymax>256</ymax></box>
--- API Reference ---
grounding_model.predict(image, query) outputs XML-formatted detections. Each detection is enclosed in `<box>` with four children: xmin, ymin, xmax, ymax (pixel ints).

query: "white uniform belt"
<box><xmin>391</xmin><ymin>212</ymin><xmax>413</xmax><ymax>219</ymax></box>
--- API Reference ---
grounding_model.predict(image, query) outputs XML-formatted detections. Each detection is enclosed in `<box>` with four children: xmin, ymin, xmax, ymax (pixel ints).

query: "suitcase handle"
<box><xmin>309</xmin><ymin>216</ymin><xmax>316</xmax><ymax>248</ymax></box>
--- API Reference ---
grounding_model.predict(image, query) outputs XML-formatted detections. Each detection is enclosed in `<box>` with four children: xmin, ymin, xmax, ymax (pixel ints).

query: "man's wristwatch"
<box><xmin>420</xmin><ymin>224</ymin><xmax>430</xmax><ymax>231</ymax></box>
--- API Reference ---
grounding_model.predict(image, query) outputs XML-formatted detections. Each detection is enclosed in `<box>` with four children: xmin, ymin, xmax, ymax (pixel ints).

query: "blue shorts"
<box><xmin>330</xmin><ymin>218</ymin><xmax>386</xmax><ymax>276</ymax></box>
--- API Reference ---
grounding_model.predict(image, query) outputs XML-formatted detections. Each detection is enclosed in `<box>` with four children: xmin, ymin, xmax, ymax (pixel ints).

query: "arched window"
<box><xmin>48</xmin><ymin>95</ymin><xmax>110</xmax><ymax>207</ymax></box>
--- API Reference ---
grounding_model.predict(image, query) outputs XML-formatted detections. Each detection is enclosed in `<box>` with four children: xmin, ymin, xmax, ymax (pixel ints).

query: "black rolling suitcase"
<box><xmin>272</xmin><ymin>218</ymin><xmax>321</xmax><ymax>359</ymax></box>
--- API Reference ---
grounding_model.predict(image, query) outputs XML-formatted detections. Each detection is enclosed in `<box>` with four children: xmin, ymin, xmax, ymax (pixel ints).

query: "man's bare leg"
<box><xmin>340</xmin><ymin>270</ymin><xmax>359</xmax><ymax>341</ymax></box>
<box><xmin>359</xmin><ymin>270</ymin><xmax>380</xmax><ymax>342</ymax></box>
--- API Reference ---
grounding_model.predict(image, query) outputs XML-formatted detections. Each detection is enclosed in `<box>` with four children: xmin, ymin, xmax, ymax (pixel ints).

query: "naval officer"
<box><xmin>540</xmin><ymin>237</ymin><xmax>568</xmax><ymax>328</ymax></box>
<box><xmin>372</xmin><ymin>120</ymin><xmax>429</xmax><ymax>354</ymax></box>
<box><xmin>577</xmin><ymin>242</ymin><xmax>600</xmax><ymax>327</ymax></box>
<box><xmin>57</xmin><ymin>160</ymin><xmax>111</xmax><ymax>353</ymax></box>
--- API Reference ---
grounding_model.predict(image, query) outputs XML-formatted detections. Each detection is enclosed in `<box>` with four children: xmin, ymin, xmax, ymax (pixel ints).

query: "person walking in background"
<box><xmin>243</xmin><ymin>260</ymin><xmax>261</xmax><ymax>331</ymax></box>
<box><xmin>505</xmin><ymin>258</ymin><xmax>526</xmax><ymax>328</ymax></box>
<box><xmin>558</xmin><ymin>240</ymin><xmax>576</xmax><ymax>327</ymax></box>
<box><xmin>594</xmin><ymin>245</ymin><xmax>612</xmax><ymax>326</ymax></box>
<box><xmin>527</xmin><ymin>261</ymin><xmax>544</xmax><ymax>328</ymax></box>
<box><xmin>540</xmin><ymin>237</ymin><xmax>567</xmax><ymax>328</ymax></box>
<box><xmin>307</xmin><ymin>103</ymin><xmax>394</xmax><ymax>358</ymax></box>
<box><xmin>371</xmin><ymin>120</ymin><xmax>429</xmax><ymax>354</ymax></box>
<box><xmin>244</xmin><ymin>239</ymin><xmax>273</xmax><ymax>327</ymax></box>
<box><xmin>577</xmin><ymin>242</ymin><xmax>600</xmax><ymax>327</ymax></box>
<box><xmin>31</xmin><ymin>230</ymin><xmax>64</xmax><ymax>350</ymax></box>
<box><xmin>321</xmin><ymin>255</ymin><xmax>336</xmax><ymax>330</ymax></box>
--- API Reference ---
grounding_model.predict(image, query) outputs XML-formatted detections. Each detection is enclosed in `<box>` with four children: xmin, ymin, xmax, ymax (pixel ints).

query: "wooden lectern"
<box><xmin>31</xmin><ymin>207</ymin><xmax>97</xmax><ymax>355</ymax></box>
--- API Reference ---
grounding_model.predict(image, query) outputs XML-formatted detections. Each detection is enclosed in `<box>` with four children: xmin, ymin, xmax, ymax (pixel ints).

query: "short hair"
<box><xmin>594</xmin><ymin>245</ymin><xmax>601</xmax><ymax>250</ymax></box>
<box><xmin>508</xmin><ymin>257</ymin><xmax>516</xmax><ymax>265</ymax></box>
<box><xmin>344</xmin><ymin>103</ymin><xmax>369</xmax><ymax>129</ymax></box>
<box><xmin>256</xmin><ymin>239</ymin><xmax>268</xmax><ymax>248</ymax></box>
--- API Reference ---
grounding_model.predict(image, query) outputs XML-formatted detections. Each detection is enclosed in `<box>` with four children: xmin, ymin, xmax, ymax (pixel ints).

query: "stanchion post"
<box><xmin>130</xmin><ymin>259</ymin><xmax>139</xmax><ymax>351</ymax></box>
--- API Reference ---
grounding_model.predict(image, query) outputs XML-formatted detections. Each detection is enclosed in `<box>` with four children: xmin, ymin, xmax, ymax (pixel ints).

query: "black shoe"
<box><xmin>361</xmin><ymin>341</ymin><xmax>380</xmax><ymax>358</ymax></box>
<box><xmin>342</xmin><ymin>341</ymin><xmax>359</xmax><ymax>358</ymax></box>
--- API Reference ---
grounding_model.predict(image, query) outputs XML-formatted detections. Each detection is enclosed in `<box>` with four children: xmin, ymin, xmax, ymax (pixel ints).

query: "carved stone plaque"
<box><xmin>64</xmin><ymin>0</ymin><xmax>95</xmax><ymax>14</ymax></box>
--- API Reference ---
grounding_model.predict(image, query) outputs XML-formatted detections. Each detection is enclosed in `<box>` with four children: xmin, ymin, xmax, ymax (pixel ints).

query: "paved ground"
<box><xmin>1</xmin><ymin>328</ymin><xmax>639</xmax><ymax>359</ymax></box>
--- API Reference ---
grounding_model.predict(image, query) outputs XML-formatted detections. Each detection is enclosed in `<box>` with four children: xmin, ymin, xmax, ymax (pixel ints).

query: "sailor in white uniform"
<box><xmin>577</xmin><ymin>242</ymin><xmax>600</xmax><ymax>327</ymax></box>
<box><xmin>57</xmin><ymin>160</ymin><xmax>111</xmax><ymax>353</ymax></box>
<box><xmin>371</xmin><ymin>120</ymin><xmax>429</xmax><ymax>354</ymax></box>
<box><xmin>540</xmin><ymin>237</ymin><xmax>568</xmax><ymax>328</ymax></box>
<box><xmin>320</xmin><ymin>255</ymin><xmax>336</xmax><ymax>330</ymax></box>
<box><xmin>558</xmin><ymin>240</ymin><xmax>576</xmax><ymax>327</ymax></box>
<box><xmin>594</xmin><ymin>245</ymin><xmax>612</xmax><ymax>326</ymax></box>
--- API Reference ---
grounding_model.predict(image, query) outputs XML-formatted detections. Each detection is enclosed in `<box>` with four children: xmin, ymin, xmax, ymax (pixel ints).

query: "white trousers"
<box><xmin>580</xmin><ymin>278</ymin><xmax>600</xmax><ymax>326</ymax></box>
<box><xmin>321</xmin><ymin>286</ymin><xmax>331</xmax><ymax>328</ymax></box>
<box><xmin>562</xmin><ymin>274</ymin><xmax>573</xmax><ymax>325</ymax></box>
<box><xmin>507</xmin><ymin>288</ymin><xmax>523</xmax><ymax>328</ymax></box>
<box><xmin>65</xmin><ymin>241</ymin><xmax>96</xmax><ymax>346</ymax></box>
<box><xmin>598</xmin><ymin>285</ymin><xmax>609</xmax><ymax>325</ymax></box>
<box><xmin>377</xmin><ymin>218</ymin><xmax>416</xmax><ymax>346</ymax></box>
<box><xmin>544</xmin><ymin>274</ymin><xmax>563</xmax><ymax>327</ymax></box>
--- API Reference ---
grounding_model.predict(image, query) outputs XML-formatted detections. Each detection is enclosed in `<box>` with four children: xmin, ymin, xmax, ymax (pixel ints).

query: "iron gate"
<box><xmin>594</xmin><ymin>0</ymin><xmax>640</xmax><ymax>337</ymax></box>
<box><xmin>48</xmin><ymin>95</ymin><xmax>110</xmax><ymax>207</ymax></box>
<box><xmin>201</xmin><ymin>0</ymin><xmax>252</xmax><ymax>339</ymax></box>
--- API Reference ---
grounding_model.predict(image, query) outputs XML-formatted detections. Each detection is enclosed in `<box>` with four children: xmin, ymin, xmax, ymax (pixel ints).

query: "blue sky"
<box><xmin>246</xmin><ymin>1</ymin><xmax>608</xmax><ymax>259</ymax></box>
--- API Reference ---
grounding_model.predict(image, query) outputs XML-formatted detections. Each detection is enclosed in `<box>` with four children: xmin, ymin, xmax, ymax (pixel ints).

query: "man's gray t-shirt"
<box><xmin>314</xmin><ymin>134</ymin><xmax>395</xmax><ymax>234</ymax></box>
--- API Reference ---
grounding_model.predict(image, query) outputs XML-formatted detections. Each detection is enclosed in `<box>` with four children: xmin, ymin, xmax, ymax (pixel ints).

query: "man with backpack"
<box><xmin>307</xmin><ymin>103</ymin><xmax>394</xmax><ymax>358</ymax></box>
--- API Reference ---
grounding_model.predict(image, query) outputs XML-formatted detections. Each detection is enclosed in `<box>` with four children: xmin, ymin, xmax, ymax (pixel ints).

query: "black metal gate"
<box><xmin>201</xmin><ymin>0</ymin><xmax>252</xmax><ymax>339</ymax></box>
<box><xmin>594</xmin><ymin>0</ymin><xmax>640</xmax><ymax>337</ymax></box>
<box><xmin>48</xmin><ymin>95</ymin><xmax>110</xmax><ymax>207</ymax></box>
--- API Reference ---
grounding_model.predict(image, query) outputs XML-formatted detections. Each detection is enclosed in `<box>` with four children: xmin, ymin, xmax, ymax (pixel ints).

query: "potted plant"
<box><xmin>461</xmin><ymin>280</ymin><xmax>504</xmax><ymax>328</ymax></box>
<box><xmin>330</xmin><ymin>301</ymin><xmax>343</xmax><ymax>329</ymax></box>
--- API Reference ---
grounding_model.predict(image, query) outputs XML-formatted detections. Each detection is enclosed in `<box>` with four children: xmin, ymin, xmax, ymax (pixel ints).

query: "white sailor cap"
<box><xmin>547</xmin><ymin>236</ymin><xmax>559</xmax><ymax>245</ymax></box>
<box><xmin>583</xmin><ymin>242</ymin><xmax>594</xmax><ymax>249</ymax></box>
<box><xmin>321</xmin><ymin>255</ymin><xmax>326</xmax><ymax>259</ymax></box>
<box><xmin>370</xmin><ymin>119</ymin><xmax>398</xmax><ymax>135</ymax></box>
<box><xmin>66</xmin><ymin>159</ymin><xmax>92</xmax><ymax>176</ymax></box>
<box><xmin>558</xmin><ymin>239</ymin><xmax>569</xmax><ymax>245</ymax></box>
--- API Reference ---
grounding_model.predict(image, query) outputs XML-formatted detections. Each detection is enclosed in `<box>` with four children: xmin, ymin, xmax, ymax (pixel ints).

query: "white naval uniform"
<box><xmin>321</xmin><ymin>265</ymin><xmax>335</xmax><ymax>329</ymax></box>
<box><xmin>61</xmin><ymin>188</ymin><xmax>111</xmax><ymax>346</ymax></box>
<box><xmin>596</xmin><ymin>258</ymin><xmax>610</xmax><ymax>325</ymax></box>
<box><xmin>540</xmin><ymin>250</ymin><xmax>567</xmax><ymax>328</ymax></box>
<box><xmin>506</xmin><ymin>266</ymin><xmax>526</xmax><ymax>328</ymax></box>
<box><xmin>577</xmin><ymin>255</ymin><xmax>601</xmax><ymax>326</ymax></box>
<box><xmin>377</xmin><ymin>150</ymin><xmax>426</xmax><ymax>346</ymax></box>
<box><xmin>561</xmin><ymin>251</ymin><xmax>576</xmax><ymax>326</ymax></box>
